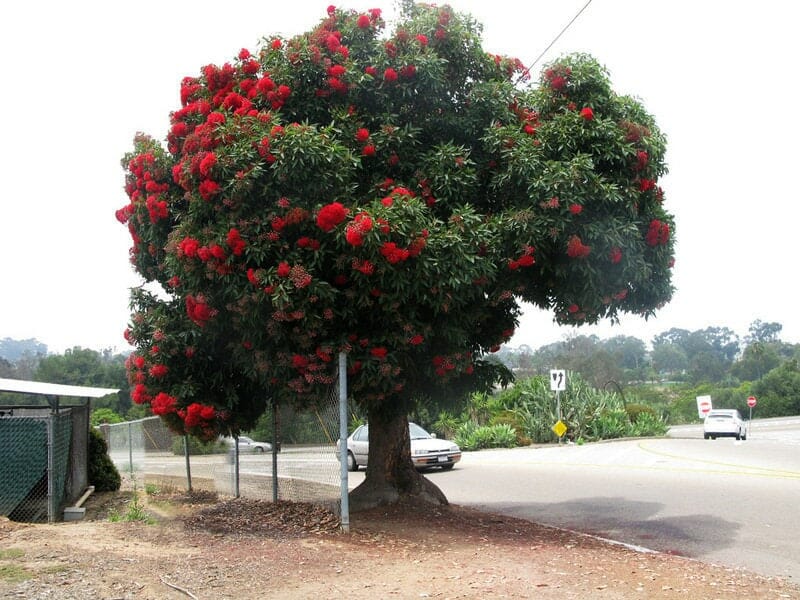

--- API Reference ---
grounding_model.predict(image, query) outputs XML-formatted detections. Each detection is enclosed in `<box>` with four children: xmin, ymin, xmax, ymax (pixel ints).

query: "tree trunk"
<box><xmin>348</xmin><ymin>408</ymin><xmax>448</xmax><ymax>512</ymax></box>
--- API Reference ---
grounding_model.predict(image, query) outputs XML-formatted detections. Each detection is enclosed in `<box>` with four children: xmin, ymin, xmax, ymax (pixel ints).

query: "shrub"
<box><xmin>455</xmin><ymin>422</ymin><xmax>517</xmax><ymax>451</ymax></box>
<box><xmin>88</xmin><ymin>428</ymin><xmax>121</xmax><ymax>492</ymax></box>
<box><xmin>585</xmin><ymin>410</ymin><xmax>628</xmax><ymax>441</ymax></box>
<box><xmin>627</xmin><ymin>412</ymin><xmax>668</xmax><ymax>437</ymax></box>
<box><xmin>490</xmin><ymin>410</ymin><xmax>532</xmax><ymax>446</ymax></box>
<box><xmin>624</xmin><ymin>403</ymin><xmax>656</xmax><ymax>423</ymax></box>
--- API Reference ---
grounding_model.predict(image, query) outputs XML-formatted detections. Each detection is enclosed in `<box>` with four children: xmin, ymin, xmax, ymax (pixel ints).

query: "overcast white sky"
<box><xmin>1</xmin><ymin>1</ymin><xmax>797</xmax><ymax>354</ymax></box>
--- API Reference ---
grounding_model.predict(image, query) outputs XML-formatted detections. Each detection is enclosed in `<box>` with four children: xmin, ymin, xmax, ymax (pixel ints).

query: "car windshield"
<box><xmin>409</xmin><ymin>423</ymin><xmax>432</xmax><ymax>440</ymax></box>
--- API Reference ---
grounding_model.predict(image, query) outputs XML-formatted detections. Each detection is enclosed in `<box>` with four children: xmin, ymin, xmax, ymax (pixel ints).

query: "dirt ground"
<box><xmin>1</xmin><ymin>482</ymin><xmax>798</xmax><ymax>600</ymax></box>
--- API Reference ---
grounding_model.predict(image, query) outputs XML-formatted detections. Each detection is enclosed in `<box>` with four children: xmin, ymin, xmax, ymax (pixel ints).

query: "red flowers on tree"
<box><xmin>316</xmin><ymin>202</ymin><xmax>348</xmax><ymax>232</ymax></box>
<box><xmin>119</xmin><ymin>5</ymin><xmax>674</xmax><ymax>503</ymax></box>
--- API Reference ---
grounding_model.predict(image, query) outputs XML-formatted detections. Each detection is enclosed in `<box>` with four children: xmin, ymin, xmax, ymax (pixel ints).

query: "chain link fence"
<box><xmin>99</xmin><ymin>379</ymin><xmax>347</xmax><ymax>514</ymax></box>
<box><xmin>0</xmin><ymin>406</ymin><xmax>86</xmax><ymax>523</ymax></box>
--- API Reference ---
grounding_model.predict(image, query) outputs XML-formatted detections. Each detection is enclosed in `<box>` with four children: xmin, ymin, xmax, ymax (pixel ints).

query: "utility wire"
<box><xmin>518</xmin><ymin>0</ymin><xmax>594</xmax><ymax>83</ymax></box>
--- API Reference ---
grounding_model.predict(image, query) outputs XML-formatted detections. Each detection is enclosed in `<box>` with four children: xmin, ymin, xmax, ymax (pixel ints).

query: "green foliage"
<box><xmin>432</xmin><ymin>411</ymin><xmax>459</xmax><ymax>440</ymax></box>
<box><xmin>88</xmin><ymin>428</ymin><xmax>121</xmax><ymax>492</ymax></box>
<box><xmin>454</xmin><ymin>422</ymin><xmax>517</xmax><ymax>451</ymax></box>
<box><xmin>585</xmin><ymin>410</ymin><xmax>629</xmax><ymax>440</ymax></box>
<box><xmin>752</xmin><ymin>359</ymin><xmax>800</xmax><ymax>417</ymax></box>
<box><xmin>117</xmin><ymin>5</ymin><xmax>674</xmax><ymax>470</ymax></box>
<box><xmin>107</xmin><ymin>478</ymin><xmax>154</xmax><ymax>524</ymax></box>
<box><xmin>624</xmin><ymin>403</ymin><xmax>656</xmax><ymax>423</ymax></box>
<box><xmin>90</xmin><ymin>408</ymin><xmax>124</xmax><ymax>427</ymax></box>
<box><xmin>489</xmin><ymin>410</ymin><xmax>532</xmax><ymax>446</ymax></box>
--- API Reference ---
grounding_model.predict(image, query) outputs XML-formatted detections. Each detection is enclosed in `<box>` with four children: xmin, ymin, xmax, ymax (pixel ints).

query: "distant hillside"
<box><xmin>0</xmin><ymin>337</ymin><xmax>48</xmax><ymax>362</ymax></box>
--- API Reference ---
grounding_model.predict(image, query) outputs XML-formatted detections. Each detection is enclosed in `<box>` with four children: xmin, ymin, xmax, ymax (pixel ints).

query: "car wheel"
<box><xmin>703</xmin><ymin>433</ymin><xmax>710</xmax><ymax>439</ymax></box>
<box><xmin>254</xmin><ymin>446</ymin><xmax>264</xmax><ymax>453</ymax></box>
<box><xmin>346</xmin><ymin>451</ymin><xmax>358</xmax><ymax>472</ymax></box>
<box><xmin>740</xmin><ymin>430</ymin><xmax>747</xmax><ymax>441</ymax></box>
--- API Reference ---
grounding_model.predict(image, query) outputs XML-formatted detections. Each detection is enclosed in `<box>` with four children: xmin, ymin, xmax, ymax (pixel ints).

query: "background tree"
<box><xmin>117</xmin><ymin>4</ymin><xmax>674</xmax><ymax>508</ymax></box>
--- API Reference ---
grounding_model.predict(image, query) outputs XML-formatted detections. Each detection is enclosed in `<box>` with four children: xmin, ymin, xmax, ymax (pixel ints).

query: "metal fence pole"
<box><xmin>271</xmin><ymin>401</ymin><xmax>278</xmax><ymax>503</ymax></box>
<box><xmin>338</xmin><ymin>352</ymin><xmax>350</xmax><ymax>533</ymax></box>
<box><xmin>233</xmin><ymin>435</ymin><xmax>240</xmax><ymax>498</ymax></box>
<box><xmin>46</xmin><ymin>414</ymin><xmax>55</xmax><ymax>523</ymax></box>
<box><xmin>127</xmin><ymin>421</ymin><xmax>134</xmax><ymax>474</ymax></box>
<box><xmin>183</xmin><ymin>435</ymin><xmax>192</xmax><ymax>492</ymax></box>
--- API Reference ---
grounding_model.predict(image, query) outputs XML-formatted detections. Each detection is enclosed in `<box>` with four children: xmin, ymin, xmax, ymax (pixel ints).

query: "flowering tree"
<box><xmin>117</xmin><ymin>3</ymin><xmax>674</xmax><ymax>508</ymax></box>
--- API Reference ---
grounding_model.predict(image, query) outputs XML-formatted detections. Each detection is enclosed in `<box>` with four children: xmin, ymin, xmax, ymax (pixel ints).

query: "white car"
<box><xmin>703</xmin><ymin>409</ymin><xmax>746</xmax><ymax>440</ymax></box>
<box><xmin>340</xmin><ymin>422</ymin><xmax>461</xmax><ymax>471</ymax></box>
<box><xmin>220</xmin><ymin>435</ymin><xmax>272</xmax><ymax>452</ymax></box>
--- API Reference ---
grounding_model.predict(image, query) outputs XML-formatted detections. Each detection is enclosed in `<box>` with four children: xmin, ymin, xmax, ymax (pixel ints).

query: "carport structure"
<box><xmin>0</xmin><ymin>378</ymin><xmax>118</xmax><ymax>522</ymax></box>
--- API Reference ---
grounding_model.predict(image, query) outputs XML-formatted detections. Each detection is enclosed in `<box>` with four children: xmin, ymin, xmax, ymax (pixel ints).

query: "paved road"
<box><xmin>328</xmin><ymin>417</ymin><xmax>800</xmax><ymax>580</ymax></box>
<box><xmin>410</xmin><ymin>430</ymin><xmax>799</xmax><ymax>581</ymax></box>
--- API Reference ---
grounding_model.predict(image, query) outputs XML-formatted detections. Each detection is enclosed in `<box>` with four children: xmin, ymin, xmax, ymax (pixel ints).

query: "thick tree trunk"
<box><xmin>348</xmin><ymin>409</ymin><xmax>448</xmax><ymax>512</ymax></box>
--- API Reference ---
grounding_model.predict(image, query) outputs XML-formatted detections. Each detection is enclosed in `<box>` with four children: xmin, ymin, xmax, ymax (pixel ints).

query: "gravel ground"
<box><xmin>0</xmin><ymin>488</ymin><xmax>798</xmax><ymax>599</ymax></box>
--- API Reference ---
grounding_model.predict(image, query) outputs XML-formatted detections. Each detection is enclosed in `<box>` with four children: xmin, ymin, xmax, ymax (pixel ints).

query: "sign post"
<box><xmin>550</xmin><ymin>369</ymin><xmax>567</xmax><ymax>442</ymax></box>
<box><xmin>747</xmin><ymin>395</ymin><xmax>757</xmax><ymax>438</ymax></box>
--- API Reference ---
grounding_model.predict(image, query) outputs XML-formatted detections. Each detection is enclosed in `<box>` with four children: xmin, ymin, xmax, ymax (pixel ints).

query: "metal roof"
<box><xmin>0</xmin><ymin>378</ymin><xmax>118</xmax><ymax>398</ymax></box>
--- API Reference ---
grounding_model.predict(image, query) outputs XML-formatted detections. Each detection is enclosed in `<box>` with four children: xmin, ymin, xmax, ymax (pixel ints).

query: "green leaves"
<box><xmin>118</xmin><ymin>6</ymin><xmax>674</xmax><ymax>436</ymax></box>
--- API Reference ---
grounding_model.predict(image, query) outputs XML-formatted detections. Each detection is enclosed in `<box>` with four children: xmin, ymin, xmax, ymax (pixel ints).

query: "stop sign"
<box><xmin>699</xmin><ymin>399</ymin><xmax>712</xmax><ymax>414</ymax></box>
<box><xmin>747</xmin><ymin>396</ymin><xmax>757</xmax><ymax>408</ymax></box>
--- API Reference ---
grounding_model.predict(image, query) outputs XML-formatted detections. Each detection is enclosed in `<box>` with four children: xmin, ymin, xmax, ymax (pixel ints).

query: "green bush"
<box><xmin>455</xmin><ymin>422</ymin><xmax>517</xmax><ymax>451</ymax></box>
<box><xmin>627</xmin><ymin>412</ymin><xmax>668</xmax><ymax>437</ymax></box>
<box><xmin>585</xmin><ymin>410</ymin><xmax>629</xmax><ymax>441</ymax></box>
<box><xmin>88</xmin><ymin>428</ymin><xmax>121</xmax><ymax>492</ymax></box>
<box><xmin>624</xmin><ymin>403</ymin><xmax>656</xmax><ymax>423</ymax></box>
<box><xmin>490</xmin><ymin>411</ymin><xmax>532</xmax><ymax>446</ymax></box>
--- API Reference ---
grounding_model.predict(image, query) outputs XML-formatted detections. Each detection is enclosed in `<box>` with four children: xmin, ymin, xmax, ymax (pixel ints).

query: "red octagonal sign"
<box><xmin>747</xmin><ymin>396</ymin><xmax>757</xmax><ymax>408</ymax></box>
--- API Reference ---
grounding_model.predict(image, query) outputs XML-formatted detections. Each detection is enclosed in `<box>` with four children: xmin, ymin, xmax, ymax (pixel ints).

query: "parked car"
<box><xmin>220</xmin><ymin>435</ymin><xmax>272</xmax><ymax>452</ymax></box>
<box><xmin>339</xmin><ymin>422</ymin><xmax>461</xmax><ymax>471</ymax></box>
<box><xmin>703</xmin><ymin>409</ymin><xmax>746</xmax><ymax>440</ymax></box>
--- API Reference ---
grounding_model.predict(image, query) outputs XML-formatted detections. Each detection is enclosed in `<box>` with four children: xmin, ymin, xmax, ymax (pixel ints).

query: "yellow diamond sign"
<box><xmin>551</xmin><ymin>420</ymin><xmax>567</xmax><ymax>438</ymax></box>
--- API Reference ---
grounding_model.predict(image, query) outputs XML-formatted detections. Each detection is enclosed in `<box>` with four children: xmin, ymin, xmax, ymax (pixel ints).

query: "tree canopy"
<box><xmin>116</xmin><ymin>4</ymin><xmax>674</xmax><ymax>504</ymax></box>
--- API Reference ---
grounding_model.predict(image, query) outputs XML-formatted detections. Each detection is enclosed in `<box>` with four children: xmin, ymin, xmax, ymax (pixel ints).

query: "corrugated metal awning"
<box><xmin>0</xmin><ymin>378</ymin><xmax>118</xmax><ymax>398</ymax></box>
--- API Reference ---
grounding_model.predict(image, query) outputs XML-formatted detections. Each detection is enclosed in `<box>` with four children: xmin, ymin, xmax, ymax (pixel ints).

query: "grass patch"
<box><xmin>0</xmin><ymin>564</ymin><xmax>33</xmax><ymax>584</ymax></box>
<box><xmin>0</xmin><ymin>549</ymin><xmax>25</xmax><ymax>560</ymax></box>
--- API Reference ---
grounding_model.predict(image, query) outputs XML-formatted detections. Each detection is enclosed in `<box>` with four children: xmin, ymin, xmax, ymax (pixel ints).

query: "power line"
<box><xmin>518</xmin><ymin>0</ymin><xmax>594</xmax><ymax>82</ymax></box>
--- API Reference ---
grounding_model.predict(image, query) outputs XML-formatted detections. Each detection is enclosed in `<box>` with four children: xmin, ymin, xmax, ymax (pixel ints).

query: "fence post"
<box><xmin>271</xmin><ymin>400</ymin><xmax>278</xmax><ymax>503</ymax></box>
<box><xmin>183</xmin><ymin>435</ymin><xmax>192</xmax><ymax>492</ymax></box>
<box><xmin>338</xmin><ymin>352</ymin><xmax>349</xmax><ymax>533</ymax></box>
<box><xmin>127</xmin><ymin>421</ymin><xmax>134</xmax><ymax>474</ymax></box>
<box><xmin>46</xmin><ymin>414</ymin><xmax>55</xmax><ymax>523</ymax></box>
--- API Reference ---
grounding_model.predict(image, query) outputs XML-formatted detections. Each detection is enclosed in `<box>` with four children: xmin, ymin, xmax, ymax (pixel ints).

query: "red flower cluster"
<box><xmin>609</xmin><ymin>246</ymin><xmax>623</xmax><ymax>264</ymax></box>
<box><xmin>186</xmin><ymin>294</ymin><xmax>213</xmax><ymax>327</ymax></box>
<box><xmin>178</xmin><ymin>236</ymin><xmax>200</xmax><ymax>258</ymax></box>
<box><xmin>507</xmin><ymin>245</ymin><xmax>536</xmax><ymax>270</ymax></box>
<box><xmin>645</xmin><ymin>219</ymin><xmax>670</xmax><ymax>246</ymax></box>
<box><xmin>639</xmin><ymin>178</ymin><xmax>656</xmax><ymax>192</ymax></box>
<box><xmin>380</xmin><ymin>241</ymin><xmax>410</xmax><ymax>264</ymax></box>
<box><xmin>580</xmin><ymin>107</ymin><xmax>594</xmax><ymax>120</ymax></box>
<box><xmin>544</xmin><ymin>64</ymin><xmax>571</xmax><ymax>91</ymax></box>
<box><xmin>317</xmin><ymin>202</ymin><xmax>348</xmax><ymax>232</ymax></box>
<box><xmin>566</xmin><ymin>235</ymin><xmax>591</xmax><ymax>258</ymax></box>
<box><xmin>352</xmin><ymin>258</ymin><xmax>375</xmax><ymax>275</ymax></box>
<box><xmin>370</xmin><ymin>347</ymin><xmax>388</xmax><ymax>360</ymax></box>
<box><xmin>345</xmin><ymin>212</ymin><xmax>373</xmax><ymax>246</ymax></box>
<box><xmin>151</xmin><ymin>392</ymin><xmax>177</xmax><ymax>416</ymax></box>
<box><xmin>183</xmin><ymin>402</ymin><xmax>216</xmax><ymax>427</ymax></box>
<box><xmin>226</xmin><ymin>228</ymin><xmax>246</xmax><ymax>255</ymax></box>
<box><xmin>149</xmin><ymin>364</ymin><xmax>168</xmax><ymax>378</ymax></box>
